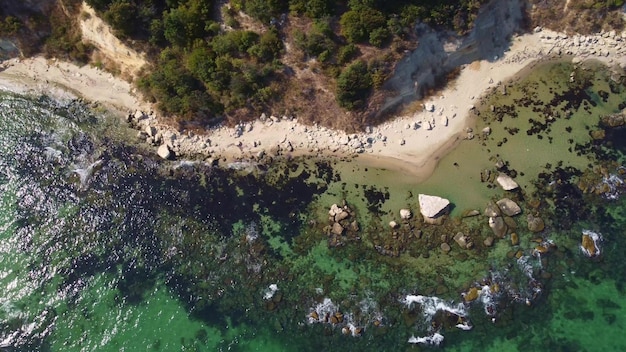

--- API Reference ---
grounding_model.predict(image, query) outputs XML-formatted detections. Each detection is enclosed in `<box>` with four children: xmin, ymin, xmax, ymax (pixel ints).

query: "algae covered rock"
<box><xmin>464</xmin><ymin>287</ymin><xmax>479</xmax><ymax>302</ymax></box>
<box><xmin>581</xmin><ymin>230</ymin><xmax>602</xmax><ymax>257</ymax></box>
<box><xmin>527</xmin><ymin>214</ymin><xmax>545</xmax><ymax>232</ymax></box>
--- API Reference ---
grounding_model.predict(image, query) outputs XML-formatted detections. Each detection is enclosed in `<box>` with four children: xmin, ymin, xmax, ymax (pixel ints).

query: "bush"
<box><xmin>369</xmin><ymin>27</ymin><xmax>389</xmax><ymax>47</ymax></box>
<box><xmin>337</xmin><ymin>44</ymin><xmax>359</xmax><ymax>65</ymax></box>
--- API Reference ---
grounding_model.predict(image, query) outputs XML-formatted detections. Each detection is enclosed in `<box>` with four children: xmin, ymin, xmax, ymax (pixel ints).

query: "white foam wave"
<box><xmin>408</xmin><ymin>332</ymin><xmax>444</xmax><ymax>346</ymax></box>
<box><xmin>402</xmin><ymin>294</ymin><xmax>467</xmax><ymax>318</ymax></box>
<box><xmin>600</xmin><ymin>174</ymin><xmax>624</xmax><ymax>200</ymax></box>
<box><xmin>307</xmin><ymin>298</ymin><xmax>338</xmax><ymax>324</ymax></box>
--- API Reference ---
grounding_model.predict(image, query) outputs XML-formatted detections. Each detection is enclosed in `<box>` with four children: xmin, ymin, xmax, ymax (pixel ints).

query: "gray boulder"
<box><xmin>496</xmin><ymin>198</ymin><xmax>522</xmax><ymax>216</ymax></box>
<box><xmin>489</xmin><ymin>216</ymin><xmax>507</xmax><ymax>238</ymax></box>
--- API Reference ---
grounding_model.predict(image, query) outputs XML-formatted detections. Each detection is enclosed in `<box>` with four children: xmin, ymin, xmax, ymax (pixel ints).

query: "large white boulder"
<box><xmin>418</xmin><ymin>194</ymin><xmax>450</xmax><ymax>219</ymax></box>
<box><xmin>496</xmin><ymin>173</ymin><xmax>519</xmax><ymax>191</ymax></box>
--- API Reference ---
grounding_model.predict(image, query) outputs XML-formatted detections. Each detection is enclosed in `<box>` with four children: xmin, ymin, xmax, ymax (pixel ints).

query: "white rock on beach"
<box><xmin>157</xmin><ymin>144</ymin><xmax>172</xmax><ymax>159</ymax></box>
<box><xmin>418</xmin><ymin>194</ymin><xmax>450</xmax><ymax>218</ymax></box>
<box><xmin>400</xmin><ymin>209</ymin><xmax>412</xmax><ymax>219</ymax></box>
<box><xmin>496</xmin><ymin>173</ymin><xmax>519</xmax><ymax>191</ymax></box>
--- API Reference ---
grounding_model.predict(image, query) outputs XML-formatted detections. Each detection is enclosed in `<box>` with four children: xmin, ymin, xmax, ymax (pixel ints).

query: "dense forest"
<box><xmin>1</xmin><ymin>0</ymin><xmax>625</xmax><ymax>129</ymax></box>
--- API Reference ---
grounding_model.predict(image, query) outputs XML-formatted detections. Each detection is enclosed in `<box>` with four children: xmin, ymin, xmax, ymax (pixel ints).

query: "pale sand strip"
<box><xmin>0</xmin><ymin>28</ymin><xmax>624</xmax><ymax>180</ymax></box>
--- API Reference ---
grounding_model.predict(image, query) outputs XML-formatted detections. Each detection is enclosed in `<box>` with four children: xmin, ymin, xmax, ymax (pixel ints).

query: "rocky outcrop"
<box><xmin>600</xmin><ymin>110</ymin><xmax>626</xmax><ymax>128</ymax></box>
<box><xmin>539</xmin><ymin>28</ymin><xmax>626</xmax><ymax>65</ymax></box>
<box><xmin>418</xmin><ymin>194</ymin><xmax>450</xmax><ymax>221</ymax></box>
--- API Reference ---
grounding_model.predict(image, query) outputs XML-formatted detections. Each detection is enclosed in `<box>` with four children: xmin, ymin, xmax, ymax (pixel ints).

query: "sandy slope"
<box><xmin>0</xmin><ymin>8</ymin><xmax>625</xmax><ymax>180</ymax></box>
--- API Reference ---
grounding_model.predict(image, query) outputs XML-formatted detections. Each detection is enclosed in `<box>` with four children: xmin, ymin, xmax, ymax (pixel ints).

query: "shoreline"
<box><xmin>1</xmin><ymin>27</ymin><xmax>625</xmax><ymax>179</ymax></box>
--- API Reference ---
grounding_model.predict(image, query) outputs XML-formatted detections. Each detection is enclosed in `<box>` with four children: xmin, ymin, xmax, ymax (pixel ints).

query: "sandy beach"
<box><xmin>1</xmin><ymin>22</ymin><xmax>625</xmax><ymax>180</ymax></box>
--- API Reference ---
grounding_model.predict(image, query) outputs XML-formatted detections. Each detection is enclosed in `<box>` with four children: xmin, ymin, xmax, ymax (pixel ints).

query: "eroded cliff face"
<box><xmin>0</xmin><ymin>0</ymin><xmax>71</xmax><ymax>59</ymax></box>
<box><xmin>382</xmin><ymin>0</ymin><xmax>527</xmax><ymax>114</ymax></box>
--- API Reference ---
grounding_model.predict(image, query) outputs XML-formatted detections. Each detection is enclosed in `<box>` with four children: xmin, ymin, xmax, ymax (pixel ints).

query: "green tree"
<box><xmin>103</xmin><ymin>1</ymin><xmax>137</xmax><ymax>38</ymax></box>
<box><xmin>336</xmin><ymin>60</ymin><xmax>372</xmax><ymax>110</ymax></box>
<box><xmin>339</xmin><ymin>7</ymin><xmax>386</xmax><ymax>44</ymax></box>
<box><xmin>248</xmin><ymin>28</ymin><xmax>283</xmax><ymax>62</ymax></box>
<box><xmin>289</xmin><ymin>0</ymin><xmax>333</xmax><ymax>18</ymax></box>
<box><xmin>243</xmin><ymin>0</ymin><xmax>287</xmax><ymax>23</ymax></box>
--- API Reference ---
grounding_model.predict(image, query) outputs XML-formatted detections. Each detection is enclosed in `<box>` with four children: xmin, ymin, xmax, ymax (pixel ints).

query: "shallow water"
<box><xmin>0</xmin><ymin>59</ymin><xmax>625</xmax><ymax>351</ymax></box>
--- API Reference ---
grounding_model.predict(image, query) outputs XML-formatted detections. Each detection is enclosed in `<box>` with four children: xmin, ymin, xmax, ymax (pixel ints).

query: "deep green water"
<box><xmin>0</xmin><ymin>59</ymin><xmax>625</xmax><ymax>351</ymax></box>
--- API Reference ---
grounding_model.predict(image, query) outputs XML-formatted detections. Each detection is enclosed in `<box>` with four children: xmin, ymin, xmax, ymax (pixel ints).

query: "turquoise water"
<box><xmin>0</xmin><ymin>59</ymin><xmax>625</xmax><ymax>351</ymax></box>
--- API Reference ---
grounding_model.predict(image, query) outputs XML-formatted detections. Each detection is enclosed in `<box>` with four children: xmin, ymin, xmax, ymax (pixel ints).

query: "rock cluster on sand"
<box><xmin>484</xmin><ymin>198</ymin><xmax>522</xmax><ymax>239</ymax></box>
<box><xmin>326</xmin><ymin>202</ymin><xmax>360</xmax><ymax>247</ymax></box>
<box><xmin>538</xmin><ymin>28</ymin><xmax>626</xmax><ymax>66</ymax></box>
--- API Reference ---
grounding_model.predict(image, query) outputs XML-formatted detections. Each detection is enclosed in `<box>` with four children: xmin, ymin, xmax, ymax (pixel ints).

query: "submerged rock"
<box><xmin>483</xmin><ymin>236</ymin><xmax>495</xmax><ymax>247</ymax></box>
<box><xmin>453</xmin><ymin>232</ymin><xmax>469</xmax><ymax>249</ymax></box>
<box><xmin>462</xmin><ymin>209</ymin><xmax>480</xmax><ymax>217</ymax></box>
<box><xmin>511</xmin><ymin>232</ymin><xmax>519</xmax><ymax>246</ymax></box>
<box><xmin>527</xmin><ymin>214</ymin><xmax>545</xmax><ymax>233</ymax></box>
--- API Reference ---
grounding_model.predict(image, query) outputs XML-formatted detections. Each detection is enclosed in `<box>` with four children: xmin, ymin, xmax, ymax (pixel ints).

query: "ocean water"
<box><xmin>0</xmin><ymin>59</ymin><xmax>625</xmax><ymax>351</ymax></box>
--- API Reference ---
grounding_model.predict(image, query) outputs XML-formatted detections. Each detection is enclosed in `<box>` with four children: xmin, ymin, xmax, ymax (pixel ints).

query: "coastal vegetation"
<box><xmin>0</xmin><ymin>0</ymin><xmax>624</xmax><ymax>130</ymax></box>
